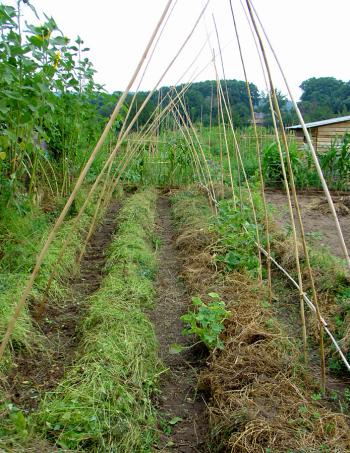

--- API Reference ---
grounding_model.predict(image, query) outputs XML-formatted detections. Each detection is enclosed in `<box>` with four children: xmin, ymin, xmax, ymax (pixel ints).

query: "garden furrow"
<box><xmin>7</xmin><ymin>200</ymin><xmax>122</xmax><ymax>414</ymax></box>
<box><xmin>31</xmin><ymin>189</ymin><xmax>160</xmax><ymax>452</ymax></box>
<box><xmin>150</xmin><ymin>195</ymin><xmax>208</xmax><ymax>452</ymax></box>
<box><xmin>169</xmin><ymin>187</ymin><xmax>350</xmax><ymax>453</ymax></box>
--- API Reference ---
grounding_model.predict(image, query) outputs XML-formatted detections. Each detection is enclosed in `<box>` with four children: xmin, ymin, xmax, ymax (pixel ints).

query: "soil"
<box><xmin>271</xmin><ymin>277</ymin><xmax>350</xmax><ymax>400</ymax></box>
<box><xmin>266</xmin><ymin>189</ymin><xmax>350</xmax><ymax>260</ymax></box>
<box><xmin>5</xmin><ymin>201</ymin><xmax>121</xmax><ymax>413</ymax></box>
<box><xmin>150</xmin><ymin>195</ymin><xmax>208</xmax><ymax>453</ymax></box>
<box><xmin>266</xmin><ymin>189</ymin><xmax>350</xmax><ymax>403</ymax></box>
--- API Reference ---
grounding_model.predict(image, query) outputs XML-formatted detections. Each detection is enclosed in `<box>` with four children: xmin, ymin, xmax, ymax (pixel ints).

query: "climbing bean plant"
<box><xmin>0</xmin><ymin>1</ymin><xmax>122</xmax><ymax>202</ymax></box>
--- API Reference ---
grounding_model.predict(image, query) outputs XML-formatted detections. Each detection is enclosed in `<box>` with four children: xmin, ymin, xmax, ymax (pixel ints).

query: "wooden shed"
<box><xmin>286</xmin><ymin>115</ymin><xmax>350</xmax><ymax>153</ymax></box>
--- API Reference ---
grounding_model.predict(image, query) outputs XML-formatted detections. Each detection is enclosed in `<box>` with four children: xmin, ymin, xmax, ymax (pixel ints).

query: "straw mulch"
<box><xmin>176</xmin><ymin>215</ymin><xmax>350</xmax><ymax>452</ymax></box>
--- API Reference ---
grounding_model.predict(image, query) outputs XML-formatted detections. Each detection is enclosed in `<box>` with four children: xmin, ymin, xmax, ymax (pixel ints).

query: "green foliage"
<box><xmin>262</xmin><ymin>141</ymin><xmax>319</xmax><ymax>188</ymax></box>
<box><xmin>258</xmin><ymin>89</ymin><xmax>297</xmax><ymax>126</ymax></box>
<box><xmin>328</xmin><ymin>286</ymin><xmax>350</xmax><ymax>374</ymax></box>
<box><xmin>260</xmin><ymin>135</ymin><xmax>350</xmax><ymax>190</ymax></box>
<box><xmin>121</xmin><ymin>79</ymin><xmax>260</xmax><ymax>131</ymax></box>
<box><xmin>214</xmin><ymin>198</ymin><xmax>261</xmax><ymax>275</ymax></box>
<box><xmin>0</xmin><ymin>402</ymin><xmax>29</xmax><ymax>445</ymax></box>
<box><xmin>262</xmin><ymin>142</ymin><xmax>283</xmax><ymax>184</ymax></box>
<box><xmin>0</xmin><ymin>2</ymin><xmax>121</xmax><ymax>200</ymax></box>
<box><xmin>299</xmin><ymin>77</ymin><xmax>350</xmax><ymax>122</ymax></box>
<box><xmin>123</xmin><ymin>135</ymin><xmax>195</xmax><ymax>186</ymax></box>
<box><xmin>181</xmin><ymin>293</ymin><xmax>230</xmax><ymax>350</ymax></box>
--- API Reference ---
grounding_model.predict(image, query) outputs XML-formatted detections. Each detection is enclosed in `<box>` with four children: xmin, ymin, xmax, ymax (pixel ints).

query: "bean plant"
<box><xmin>181</xmin><ymin>292</ymin><xmax>230</xmax><ymax>350</ymax></box>
<box><xmin>0</xmin><ymin>1</ymin><xmax>123</xmax><ymax>204</ymax></box>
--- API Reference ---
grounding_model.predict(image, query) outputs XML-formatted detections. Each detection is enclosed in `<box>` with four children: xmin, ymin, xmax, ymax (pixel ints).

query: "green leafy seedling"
<box><xmin>181</xmin><ymin>292</ymin><xmax>230</xmax><ymax>350</ymax></box>
<box><xmin>168</xmin><ymin>416</ymin><xmax>182</xmax><ymax>425</ymax></box>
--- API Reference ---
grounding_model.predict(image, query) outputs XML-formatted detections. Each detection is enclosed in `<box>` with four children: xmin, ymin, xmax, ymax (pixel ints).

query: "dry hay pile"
<box><xmin>174</xmin><ymin>204</ymin><xmax>350</xmax><ymax>452</ymax></box>
<box><xmin>309</xmin><ymin>196</ymin><xmax>350</xmax><ymax>216</ymax></box>
<box><xmin>271</xmin><ymin>228</ymin><xmax>350</xmax><ymax>359</ymax></box>
<box><xmin>199</xmin><ymin>273</ymin><xmax>350</xmax><ymax>452</ymax></box>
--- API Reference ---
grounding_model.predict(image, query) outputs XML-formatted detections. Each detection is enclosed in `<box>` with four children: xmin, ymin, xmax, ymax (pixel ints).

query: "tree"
<box><xmin>298</xmin><ymin>77</ymin><xmax>350</xmax><ymax>121</ymax></box>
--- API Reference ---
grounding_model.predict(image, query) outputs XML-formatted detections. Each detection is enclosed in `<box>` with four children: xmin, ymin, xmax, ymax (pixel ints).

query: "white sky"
<box><xmin>10</xmin><ymin>0</ymin><xmax>350</xmax><ymax>99</ymax></box>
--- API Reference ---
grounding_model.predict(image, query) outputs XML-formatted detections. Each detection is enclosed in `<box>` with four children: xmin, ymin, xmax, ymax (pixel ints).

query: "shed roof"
<box><xmin>286</xmin><ymin>115</ymin><xmax>350</xmax><ymax>130</ymax></box>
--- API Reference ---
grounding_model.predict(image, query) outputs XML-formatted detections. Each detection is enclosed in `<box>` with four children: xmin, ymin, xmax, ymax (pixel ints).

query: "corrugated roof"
<box><xmin>286</xmin><ymin>115</ymin><xmax>350</xmax><ymax>130</ymax></box>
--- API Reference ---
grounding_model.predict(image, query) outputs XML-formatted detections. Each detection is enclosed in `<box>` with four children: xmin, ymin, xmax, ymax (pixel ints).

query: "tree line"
<box><xmin>102</xmin><ymin>76</ymin><xmax>350</xmax><ymax>129</ymax></box>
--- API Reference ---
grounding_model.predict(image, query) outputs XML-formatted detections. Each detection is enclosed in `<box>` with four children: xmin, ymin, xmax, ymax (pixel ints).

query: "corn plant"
<box><xmin>320</xmin><ymin>133</ymin><xmax>350</xmax><ymax>190</ymax></box>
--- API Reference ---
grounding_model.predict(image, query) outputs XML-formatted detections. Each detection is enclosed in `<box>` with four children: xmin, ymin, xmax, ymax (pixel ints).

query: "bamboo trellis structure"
<box><xmin>1</xmin><ymin>0</ymin><xmax>350</xmax><ymax>394</ymax></box>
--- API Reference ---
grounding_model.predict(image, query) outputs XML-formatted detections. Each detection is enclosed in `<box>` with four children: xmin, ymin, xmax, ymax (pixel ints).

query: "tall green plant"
<box><xmin>320</xmin><ymin>133</ymin><xmax>350</xmax><ymax>190</ymax></box>
<box><xmin>0</xmin><ymin>1</ymin><xmax>120</xmax><ymax>203</ymax></box>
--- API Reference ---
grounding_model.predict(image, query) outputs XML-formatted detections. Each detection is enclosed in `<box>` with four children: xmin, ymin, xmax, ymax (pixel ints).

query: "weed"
<box><xmin>213</xmin><ymin>197</ymin><xmax>262</xmax><ymax>276</ymax></box>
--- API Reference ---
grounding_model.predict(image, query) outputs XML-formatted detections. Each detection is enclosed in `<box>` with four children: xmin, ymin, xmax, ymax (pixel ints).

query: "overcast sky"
<box><xmin>11</xmin><ymin>0</ymin><xmax>350</xmax><ymax>99</ymax></box>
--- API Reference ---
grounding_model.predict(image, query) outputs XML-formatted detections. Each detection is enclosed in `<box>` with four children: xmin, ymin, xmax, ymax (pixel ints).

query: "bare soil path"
<box><xmin>6</xmin><ymin>200</ymin><xmax>121</xmax><ymax>412</ymax></box>
<box><xmin>266</xmin><ymin>190</ymin><xmax>350</xmax><ymax>401</ymax></box>
<box><xmin>150</xmin><ymin>195</ymin><xmax>208</xmax><ymax>453</ymax></box>
<box><xmin>266</xmin><ymin>189</ymin><xmax>350</xmax><ymax>260</ymax></box>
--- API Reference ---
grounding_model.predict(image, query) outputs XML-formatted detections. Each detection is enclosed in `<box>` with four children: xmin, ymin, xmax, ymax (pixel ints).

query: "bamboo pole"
<box><xmin>246</xmin><ymin>9</ymin><xmax>328</xmax><ymax>384</ymax></box>
<box><xmin>245</xmin><ymin>0</ymin><xmax>320</xmax><ymax>380</ymax></box>
<box><xmin>229</xmin><ymin>0</ymin><xmax>272</xmax><ymax>300</ymax></box>
<box><xmin>208</xmin><ymin>17</ymin><xmax>263</xmax><ymax>282</ymax></box>
<box><xmin>171</xmin><ymin>102</ymin><xmax>208</xmax><ymax>188</ymax></box>
<box><xmin>0</xmin><ymin>0</ymin><xmax>177</xmax><ymax>359</ymax></box>
<box><xmin>216</xmin><ymin>79</ymin><xmax>264</xmax><ymax>284</ymax></box>
<box><xmin>247</xmin><ymin>0</ymin><xmax>350</xmax><ymax>274</ymax></box>
<box><xmin>212</xmin><ymin>16</ymin><xmax>241</xmax><ymax>206</ymax></box>
<box><xmin>215</xmin><ymin>71</ymin><xmax>226</xmax><ymax>200</ymax></box>
<box><xmin>257</xmin><ymin>242</ymin><xmax>350</xmax><ymax>373</ymax></box>
<box><xmin>173</xmin><ymin>87</ymin><xmax>218</xmax><ymax>212</ymax></box>
<box><xmin>76</xmin><ymin>159</ymin><xmax>115</xmax><ymax>266</ymax></box>
<box><xmin>242</xmin><ymin>0</ymin><xmax>309</xmax><ymax>364</ymax></box>
<box><xmin>209</xmin><ymin>81</ymin><xmax>214</xmax><ymax>150</ymax></box>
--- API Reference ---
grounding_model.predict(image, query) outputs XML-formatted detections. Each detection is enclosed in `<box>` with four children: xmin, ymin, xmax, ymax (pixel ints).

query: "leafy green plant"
<box><xmin>0</xmin><ymin>1</ymin><xmax>123</xmax><ymax>203</ymax></box>
<box><xmin>181</xmin><ymin>292</ymin><xmax>230</xmax><ymax>350</ymax></box>
<box><xmin>213</xmin><ymin>199</ymin><xmax>262</xmax><ymax>275</ymax></box>
<box><xmin>262</xmin><ymin>141</ymin><xmax>317</xmax><ymax>188</ymax></box>
<box><xmin>0</xmin><ymin>402</ymin><xmax>28</xmax><ymax>443</ymax></box>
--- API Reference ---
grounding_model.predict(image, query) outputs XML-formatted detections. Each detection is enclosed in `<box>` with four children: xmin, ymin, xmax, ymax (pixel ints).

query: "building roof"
<box><xmin>286</xmin><ymin>115</ymin><xmax>350</xmax><ymax>130</ymax></box>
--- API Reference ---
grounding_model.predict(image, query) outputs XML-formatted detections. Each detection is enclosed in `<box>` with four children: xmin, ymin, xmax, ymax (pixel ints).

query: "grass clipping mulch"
<box><xmin>172</xmin><ymin>189</ymin><xmax>350</xmax><ymax>453</ymax></box>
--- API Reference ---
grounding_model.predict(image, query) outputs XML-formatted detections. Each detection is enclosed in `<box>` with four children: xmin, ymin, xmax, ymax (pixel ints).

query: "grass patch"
<box><xmin>0</xmin><ymin>184</ymin><xmax>114</xmax><ymax>451</ymax></box>
<box><xmin>33</xmin><ymin>188</ymin><xmax>161</xmax><ymax>452</ymax></box>
<box><xmin>0</xmin><ymin>185</ymin><xmax>108</xmax><ymax>368</ymax></box>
